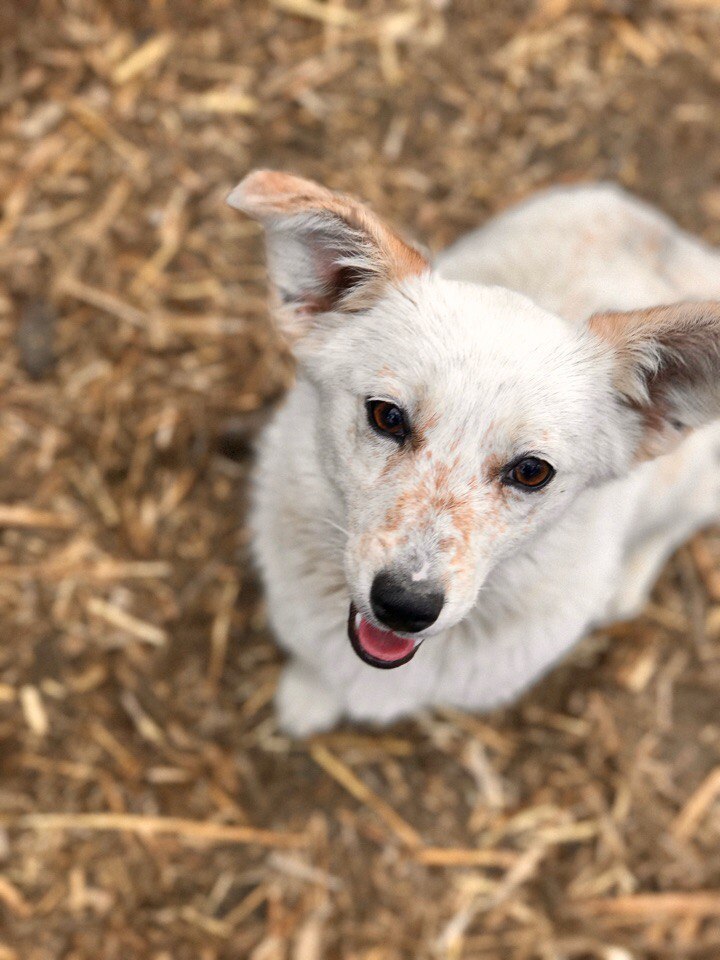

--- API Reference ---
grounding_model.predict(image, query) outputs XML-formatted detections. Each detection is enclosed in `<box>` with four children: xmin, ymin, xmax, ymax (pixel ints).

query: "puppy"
<box><xmin>228</xmin><ymin>172</ymin><xmax>720</xmax><ymax>735</ymax></box>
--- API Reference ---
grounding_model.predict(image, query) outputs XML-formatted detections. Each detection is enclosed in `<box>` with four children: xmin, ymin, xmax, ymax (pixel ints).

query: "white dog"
<box><xmin>228</xmin><ymin>172</ymin><xmax>720</xmax><ymax>735</ymax></box>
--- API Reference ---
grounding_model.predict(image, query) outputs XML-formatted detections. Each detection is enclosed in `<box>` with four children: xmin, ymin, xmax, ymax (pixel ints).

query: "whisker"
<box><xmin>321</xmin><ymin>517</ymin><xmax>349</xmax><ymax>539</ymax></box>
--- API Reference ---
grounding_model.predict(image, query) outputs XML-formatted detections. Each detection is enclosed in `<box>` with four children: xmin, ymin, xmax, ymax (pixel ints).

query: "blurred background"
<box><xmin>3</xmin><ymin>1</ymin><xmax>720</xmax><ymax>957</ymax></box>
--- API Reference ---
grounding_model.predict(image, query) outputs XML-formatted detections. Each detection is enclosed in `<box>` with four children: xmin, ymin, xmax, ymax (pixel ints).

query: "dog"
<box><xmin>228</xmin><ymin>171</ymin><xmax>720</xmax><ymax>735</ymax></box>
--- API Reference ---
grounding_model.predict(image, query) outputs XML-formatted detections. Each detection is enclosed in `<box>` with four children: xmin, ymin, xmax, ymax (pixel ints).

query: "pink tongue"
<box><xmin>357</xmin><ymin>618</ymin><xmax>415</xmax><ymax>662</ymax></box>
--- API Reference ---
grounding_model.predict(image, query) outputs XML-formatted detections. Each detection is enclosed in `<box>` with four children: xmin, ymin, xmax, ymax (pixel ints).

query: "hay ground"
<box><xmin>3</xmin><ymin>1</ymin><xmax>720</xmax><ymax>957</ymax></box>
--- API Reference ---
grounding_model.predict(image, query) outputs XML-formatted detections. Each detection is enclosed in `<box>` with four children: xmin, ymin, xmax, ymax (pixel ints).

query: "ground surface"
<box><xmin>3</xmin><ymin>1</ymin><xmax>720</xmax><ymax>957</ymax></box>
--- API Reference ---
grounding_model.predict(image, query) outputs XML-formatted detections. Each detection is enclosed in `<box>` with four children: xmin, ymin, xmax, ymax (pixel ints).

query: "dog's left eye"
<box><xmin>505</xmin><ymin>456</ymin><xmax>555</xmax><ymax>490</ymax></box>
<box><xmin>366</xmin><ymin>399</ymin><xmax>407</xmax><ymax>442</ymax></box>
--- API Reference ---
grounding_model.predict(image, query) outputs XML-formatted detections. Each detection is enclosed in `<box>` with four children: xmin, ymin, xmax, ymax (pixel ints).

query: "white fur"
<box><xmin>245</xmin><ymin>182</ymin><xmax>720</xmax><ymax>735</ymax></box>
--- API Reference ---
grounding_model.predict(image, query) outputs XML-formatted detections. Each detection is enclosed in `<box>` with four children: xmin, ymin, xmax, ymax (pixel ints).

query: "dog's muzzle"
<box><xmin>347</xmin><ymin>603</ymin><xmax>424</xmax><ymax>669</ymax></box>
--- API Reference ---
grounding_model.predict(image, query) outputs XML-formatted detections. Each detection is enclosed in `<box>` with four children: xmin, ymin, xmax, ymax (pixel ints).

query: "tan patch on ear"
<box><xmin>228</xmin><ymin>171</ymin><xmax>336</xmax><ymax>217</ymax></box>
<box><xmin>228</xmin><ymin>169</ymin><xmax>428</xmax><ymax>286</ymax></box>
<box><xmin>589</xmin><ymin>300</ymin><xmax>720</xmax><ymax>462</ymax></box>
<box><xmin>588</xmin><ymin>304</ymin><xmax>688</xmax><ymax>347</ymax></box>
<box><xmin>588</xmin><ymin>301</ymin><xmax>720</xmax><ymax>402</ymax></box>
<box><xmin>589</xmin><ymin>305</ymin><xmax>665</xmax><ymax>399</ymax></box>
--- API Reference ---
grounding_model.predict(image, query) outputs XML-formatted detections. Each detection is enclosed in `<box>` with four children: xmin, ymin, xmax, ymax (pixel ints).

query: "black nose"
<box><xmin>370</xmin><ymin>569</ymin><xmax>444</xmax><ymax>633</ymax></box>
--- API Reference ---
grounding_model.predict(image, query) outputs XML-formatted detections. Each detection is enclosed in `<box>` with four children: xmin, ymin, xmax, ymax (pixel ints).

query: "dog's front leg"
<box><xmin>275</xmin><ymin>658</ymin><xmax>344</xmax><ymax>736</ymax></box>
<box><xmin>342</xmin><ymin>659</ymin><xmax>437</xmax><ymax>727</ymax></box>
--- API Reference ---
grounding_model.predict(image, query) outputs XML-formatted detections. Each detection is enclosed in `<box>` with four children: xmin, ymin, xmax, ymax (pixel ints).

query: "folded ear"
<box><xmin>227</xmin><ymin>171</ymin><xmax>428</xmax><ymax>339</ymax></box>
<box><xmin>589</xmin><ymin>301</ymin><xmax>720</xmax><ymax>460</ymax></box>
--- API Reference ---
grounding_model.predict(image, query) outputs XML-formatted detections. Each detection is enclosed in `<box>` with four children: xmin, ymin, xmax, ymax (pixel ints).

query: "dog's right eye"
<box><xmin>366</xmin><ymin>399</ymin><xmax>407</xmax><ymax>442</ymax></box>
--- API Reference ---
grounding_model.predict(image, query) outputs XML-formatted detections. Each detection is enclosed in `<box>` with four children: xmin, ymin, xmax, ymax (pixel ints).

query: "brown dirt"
<box><xmin>3</xmin><ymin>1</ymin><xmax>720</xmax><ymax>957</ymax></box>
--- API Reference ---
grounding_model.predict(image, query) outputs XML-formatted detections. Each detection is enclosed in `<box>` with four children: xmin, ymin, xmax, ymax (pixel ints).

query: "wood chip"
<box><xmin>183</xmin><ymin>90</ymin><xmax>258</xmax><ymax>115</ymax></box>
<box><xmin>576</xmin><ymin>892</ymin><xmax>720</xmax><ymax>917</ymax></box>
<box><xmin>0</xmin><ymin>505</ymin><xmax>75</xmax><ymax>529</ymax></box>
<box><xmin>416</xmin><ymin>847</ymin><xmax>519</xmax><ymax>869</ymax></box>
<box><xmin>86</xmin><ymin>597</ymin><xmax>167</xmax><ymax>646</ymax></box>
<box><xmin>19</xmin><ymin>686</ymin><xmax>49</xmax><ymax>737</ymax></box>
<box><xmin>112</xmin><ymin>32</ymin><xmax>175</xmax><ymax>85</ymax></box>
<box><xmin>6</xmin><ymin>813</ymin><xmax>307</xmax><ymax>849</ymax></box>
<box><xmin>269</xmin><ymin>0</ymin><xmax>359</xmax><ymax>26</ymax></box>
<box><xmin>0</xmin><ymin>877</ymin><xmax>32</xmax><ymax>919</ymax></box>
<box><xmin>672</xmin><ymin>766</ymin><xmax>720</xmax><ymax>840</ymax></box>
<box><xmin>310</xmin><ymin>745</ymin><xmax>422</xmax><ymax>849</ymax></box>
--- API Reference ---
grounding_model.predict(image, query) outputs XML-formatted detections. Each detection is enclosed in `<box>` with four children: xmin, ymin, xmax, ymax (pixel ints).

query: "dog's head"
<box><xmin>230</xmin><ymin>172</ymin><xmax>720</xmax><ymax>668</ymax></box>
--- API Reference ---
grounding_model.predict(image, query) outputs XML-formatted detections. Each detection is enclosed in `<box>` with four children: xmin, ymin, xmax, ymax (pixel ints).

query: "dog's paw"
<box><xmin>275</xmin><ymin>660</ymin><xmax>343</xmax><ymax>736</ymax></box>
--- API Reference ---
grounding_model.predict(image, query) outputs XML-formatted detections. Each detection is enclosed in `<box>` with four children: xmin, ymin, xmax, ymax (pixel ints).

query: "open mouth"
<box><xmin>347</xmin><ymin>603</ymin><xmax>423</xmax><ymax>669</ymax></box>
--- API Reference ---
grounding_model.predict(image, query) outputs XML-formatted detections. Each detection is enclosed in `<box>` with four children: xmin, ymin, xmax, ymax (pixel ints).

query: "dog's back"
<box><xmin>438</xmin><ymin>184</ymin><xmax>720</xmax><ymax>321</ymax></box>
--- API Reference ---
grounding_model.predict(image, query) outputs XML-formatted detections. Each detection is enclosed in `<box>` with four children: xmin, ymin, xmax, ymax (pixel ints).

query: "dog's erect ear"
<box><xmin>589</xmin><ymin>301</ymin><xmax>720</xmax><ymax>460</ymax></box>
<box><xmin>227</xmin><ymin>171</ymin><xmax>428</xmax><ymax>338</ymax></box>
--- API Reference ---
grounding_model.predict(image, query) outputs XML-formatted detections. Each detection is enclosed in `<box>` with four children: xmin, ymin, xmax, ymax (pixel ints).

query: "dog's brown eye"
<box><xmin>508</xmin><ymin>456</ymin><xmax>554</xmax><ymax>490</ymax></box>
<box><xmin>366</xmin><ymin>399</ymin><xmax>407</xmax><ymax>441</ymax></box>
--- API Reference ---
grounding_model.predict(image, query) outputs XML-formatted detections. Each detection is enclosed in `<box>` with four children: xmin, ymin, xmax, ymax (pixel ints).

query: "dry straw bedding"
<box><xmin>3</xmin><ymin>0</ymin><xmax>720</xmax><ymax>957</ymax></box>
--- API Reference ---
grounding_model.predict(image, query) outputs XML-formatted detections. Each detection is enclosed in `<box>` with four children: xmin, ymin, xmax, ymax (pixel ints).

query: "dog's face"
<box><xmin>230</xmin><ymin>172</ymin><xmax>720</xmax><ymax>668</ymax></box>
<box><xmin>302</xmin><ymin>279</ymin><xmax>623</xmax><ymax>659</ymax></box>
